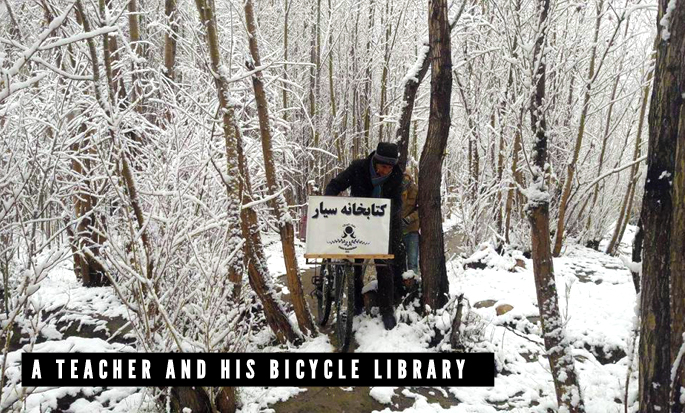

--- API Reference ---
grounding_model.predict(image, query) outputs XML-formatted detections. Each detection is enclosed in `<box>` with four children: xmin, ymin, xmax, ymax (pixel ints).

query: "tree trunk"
<box><xmin>163</xmin><ymin>0</ymin><xmax>178</xmax><ymax>82</ymax></box>
<box><xmin>631</xmin><ymin>219</ymin><xmax>643</xmax><ymax>293</ymax></box>
<box><xmin>244</xmin><ymin>0</ymin><xmax>316</xmax><ymax>336</ymax></box>
<box><xmin>669</xmin><ymin>88</ymin><xmax>685</xmax><ymax>412</ymax></box>
<box><xmin>169</xmin><ymin>387</ymin><xmax>211</xmax><ymax>413</ymax></box>
<box><xmin>504</xmin><ymin>128</ymin><xmax>523</xmax><ymax>244</ymax></box>
<box><xmin>67</xmin><ymin>120</ymin><xmax>108</xmax><ymax>287</ymax></box>
<box><xmin>235</xmin><ymin>124</ymin><xmax>300</xmax><ymax>344</ymax></box>
<box><xmin>455</xmin><ymin>72</ymin><xmax>479</xmax><ymax>200</ymax></box>
<box><xmin>377</xmin><ymin>0</ymin><xmax>392</xmax><ymax>142</ymax></box>
<box><xmin>78</xmin><ymin>1</ymin><xmax>149</xmax><ymax>288</ymax></box>
<box><xmin>282</xmin><ymin>0</ymin><xmax>289</xmax><ymax>121</ymax></box>
<box><xmin>215</xmin><ymin>387</ymin><xmax>238</xmax><ymax>413</ymax></box>
<box><xmin>396</xmin><ymin>43</ymin><xmax>430</xmax><ymax>169</ymax></box>
<box><xmin>76</xmin><ymin>1</ymin><xmax>157</xmax><ymax>344</ymax></box>
<box><xmin>396</xmin><ymin>3</ymin><xmax>466</xmax><ymax>169</ymax></box>
<box><xmin>58</xmin><ymin>24</ymin><xmax>102</xmax><ymax>284</ymax></box>
<box><xmin>107</xmin><ymin>29</ymin><xmax>126</xmax><ymax>102</ymax></box>
<box><xmin>496</xmin><ymin>59</ymin><xmax>516</xmax><ymax>238</ymax></box>
<box><xmin>327</xmin><ymin>0</ymin><xmax>341</xmax><ymax>164</ymax></box>
<box><xmin>350</xmin><ymin>6</ymin><xmax>361</xmax><ymax>159</ymax></box>
<box><xmin>128</xmin><ymin>0</ymin><xmax>143</xmax><ymax>112</ymax></box>
<box><xmin>309</xmin><ymin>0</ymin><xmax>321</xmax><ymax>148</ymax></box>
<box><xmin>98</xmin><ymin>0</ymin><xmax>116</xmax><ymax>108</ymax></box>
<box><xmin>639</xmin><ymin>0</ymin><xmax>684</xmax><ymax>410</ymax></box>
<box><xmin>362</xmin><ymin>0</ymin><xmax>376</xmax><ymax>151</ymax></box>
<box><xmin>419</xmin><ymin>0</ymin><xmax>452</xmax><ymax>311</ymax></box>
<box><xmin>495</xmin><ymin>126</ymin><xmax>504</xmax><ymax>237</ymax></box>
<box><xmin>528</xmin><ymin>0</ymin><xmax>585</xmax><ymax>411</ymax></box>
<box><xmin>168</xmin><ymin>387</ymin><xmax>240</xmax><ymax>413</ymax></box>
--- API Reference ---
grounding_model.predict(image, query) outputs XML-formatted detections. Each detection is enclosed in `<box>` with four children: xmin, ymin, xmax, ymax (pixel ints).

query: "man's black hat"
<box><xmin>374</xmin><ymin>142</ymin><xmax>399</xmax><ymax>165</ymax></box>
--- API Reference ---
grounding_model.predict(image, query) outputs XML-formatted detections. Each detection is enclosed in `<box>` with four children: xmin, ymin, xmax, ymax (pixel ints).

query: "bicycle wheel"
<box><xmin>316</xmin><ymin>261</ymin><xmax>333</xmax><ymax>326</ymax></box>
<box><xmin>335</xmin><ymin>263</ymin><xmax>355</xmax><ymax>352</ymax></box>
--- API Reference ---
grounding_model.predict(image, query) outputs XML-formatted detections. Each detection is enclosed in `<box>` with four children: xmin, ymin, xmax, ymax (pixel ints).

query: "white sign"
<box><xmin>305</xmin><ymin>196</ymin><xmax>391</xmax><ymax>256</ymax></box>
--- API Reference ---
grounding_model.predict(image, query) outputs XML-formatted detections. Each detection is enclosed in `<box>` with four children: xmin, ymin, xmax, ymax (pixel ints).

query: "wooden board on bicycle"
<box><xmin>304</xmin><ymin>196</ymin><xmax>394</xmax><ymax>352</ymax></box>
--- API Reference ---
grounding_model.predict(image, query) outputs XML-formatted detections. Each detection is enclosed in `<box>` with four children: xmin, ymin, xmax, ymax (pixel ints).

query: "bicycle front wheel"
<box><xmin>316</xmin><ymin>261</ymin><xmax>333</xmax><ymax>326</ymax></box>
<box><xmin>335</xmin><ymin>263</ymin><xmax>355</xmax><ymax>352</ymax></box>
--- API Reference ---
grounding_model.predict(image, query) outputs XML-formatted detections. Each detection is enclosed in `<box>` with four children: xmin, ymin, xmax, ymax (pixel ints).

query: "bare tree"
<box><xmin>419</xmin><ymin>0</ymin><xmax>452</xmax><ymax>311</ymax></box>
<box><xmin>527</xmin><ymin>0</ymin><xmax>585</xmax><ymax>410</ymax></box>
<box><xmin>244</xmin><ymin>0</ymin><xmax>316</xmax><ymax>336</ymax></box>
<box><xmin>639</xmin><ymin>0</ymin><xmax>684</xmax><ymax>411</ymax></box>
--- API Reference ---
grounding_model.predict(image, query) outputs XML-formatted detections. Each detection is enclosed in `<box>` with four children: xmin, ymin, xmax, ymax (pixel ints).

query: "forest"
<box><xmin>1</xmin><ymin>0</ymin><xmax>684</xmax><ymax>412</ymax></box>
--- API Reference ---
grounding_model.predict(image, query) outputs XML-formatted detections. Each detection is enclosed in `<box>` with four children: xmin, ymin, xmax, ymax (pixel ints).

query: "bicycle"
<box><xmin>309</xmin><ymin>255</ymin><xmax>394</xmax><ymax>352</ymax></box>
<box><xmin>311</xmin><ymin>258</ymin><xmax>356</xmax><ymax>352</ymax></box>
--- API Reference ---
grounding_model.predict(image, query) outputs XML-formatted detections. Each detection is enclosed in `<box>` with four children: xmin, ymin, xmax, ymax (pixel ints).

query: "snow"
<box><xmin>40</xmin><ymin>26</ymin><xmax>119</xmax><ymax>50</ymax></box>
<box><xmin>672</xmin><ymin>333</ymin><xmax>685</xmax><ymax>388</ymax></box>
<box><xmin>402</xmin><ymin>270</ymin><xmax>418</xmax><ymax>280</ymax></box>
<box><xmin>3</xmin><ymin>225</ymin><xmax>643</xmax><ymax>413</ymax></box>
<box><xmin>239</xmin><ymin>387</ymin><xmax>307</xmax><ymax>413</ymax></box>
<box><xmin>0</xmin><ymin>73</ymin><xmax>48</xmax><ymax>101</ymax></box>
<box><xmin>659</xmin><ymin>0</ymin><xmax>677</xmax><ymax>41</ymax></box>
<box><xmin>362</xmin><ymin>279</ymin><xmax>378</xmax><ymax>294</ymax></box>
<box><xmin>523</xmin><ymin>180</ymin><xmax>551</xmax><ymax>207</ymax></box>
<box><xmin>620</xmin><ymin>255</ymin><xmax>641</xmax><ymax>275</ymax></box>
<box><xmin>304</xmin><ymin>237</ymin><xmax>635</xmax><ymax>412</ymax></box>
<box><xmin>463</xmin><ymin>243</ymin><xmax>521</xmax><ymax>272</ymax></box>
<box><xmin>0</xmin><ymin>0</ymin><xmax>661</xmax><ymax>410</ymax></box>
<box><xmin>354</xmin><ymin>315</ymin><xmax>432</xmax><ymax>352</ymax></box>
<box><xmin>370</xmin><ymin>386</ymin><xmax>398</xmax><ymax>404</ymax></box>
<box><xmin>1</xmin><ymin>338</ymin><xmax>138</xmax><ymax>412</ymax></box>
<box><xmin>400</xmin><ymin>43</ymin><xmax>430</xmax><ymax>86</ymax></box>
<box><xmin>442</xmin><ymin>242</ymin><xmax>639</xmax><ymax>413</ymax></box>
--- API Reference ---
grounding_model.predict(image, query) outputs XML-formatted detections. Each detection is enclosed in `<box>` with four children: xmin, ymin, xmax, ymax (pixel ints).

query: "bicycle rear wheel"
<box><xmin>316</xmin><ymin>261</ymin><xmax>333</xmax><ymax>326</ymax></box>
<box><xmin>335</xmin><ymin>263</ymin><xmax>355</xmax><ymax>352</ymax></box>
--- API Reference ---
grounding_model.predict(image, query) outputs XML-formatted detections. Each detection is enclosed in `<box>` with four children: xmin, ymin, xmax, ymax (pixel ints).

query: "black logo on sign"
<box><xmin>327</xmin><ymin>224</ymin><xmax>370</xmax><ymax>252</ymax></box>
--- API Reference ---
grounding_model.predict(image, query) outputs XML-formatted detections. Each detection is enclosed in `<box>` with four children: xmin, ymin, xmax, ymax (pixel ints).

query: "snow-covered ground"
<box><xmin>0</xmin><ymin>260</ymin><xmax>154</xmax><ymax>413</ymax></box>
<box><xmin>1</xmin><ymin>225</ymin><xmax>640</xmax><ymax>413</ymax></box>
<box><xmin>245</xmin><ymin>223</ymin><xmax>640</xmax><ymax>413</ymax></box>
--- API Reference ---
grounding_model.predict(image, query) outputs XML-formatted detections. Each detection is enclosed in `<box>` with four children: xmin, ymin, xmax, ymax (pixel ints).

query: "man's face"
<box><xmin>375</xmin><ymin>163</ymin><xmax>393</xmax><ymax>177</ymax></box>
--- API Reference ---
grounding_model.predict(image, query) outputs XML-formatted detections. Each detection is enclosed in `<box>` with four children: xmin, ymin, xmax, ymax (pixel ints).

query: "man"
<box><xmin>401</xmin><ymin>172</ymin><xmax>420</xmax><ymax>275</ymax></box>
<box><xmin>324</xmin><ymin>142</ymin><xmax>405</xmax><ymax>330</ymax></box>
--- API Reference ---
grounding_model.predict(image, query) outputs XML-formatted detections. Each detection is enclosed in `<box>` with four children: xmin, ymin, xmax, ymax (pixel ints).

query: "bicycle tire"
<box><xmin>335</xmin><ymin>263</ymin><xmax>355</xmax><ymax>352</ymax></box>
<box><xmin>316</xmin><ymin>261</ymin><xmax>333</xmax><ymax>326</ymax></box>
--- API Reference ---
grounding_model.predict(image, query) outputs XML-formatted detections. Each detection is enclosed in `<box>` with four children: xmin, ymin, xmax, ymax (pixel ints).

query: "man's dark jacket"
<box><xmin>324</xmin><ymin>151</ymin><xmax>404</xmax><ymax>260</ymax></box>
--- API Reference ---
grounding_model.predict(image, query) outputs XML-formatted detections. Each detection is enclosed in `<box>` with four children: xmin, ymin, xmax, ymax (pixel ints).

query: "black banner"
<box><xmin>22</xmin><ymin>353</ymin><xmax>495</xmax><ymax>387</ymax></box>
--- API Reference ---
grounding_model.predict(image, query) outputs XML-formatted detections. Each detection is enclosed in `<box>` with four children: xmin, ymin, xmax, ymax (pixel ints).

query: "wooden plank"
<box><xmin>304</xmin><ymin>254</ymin><xmax>394</xmax><ymax>260</ymax></box>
